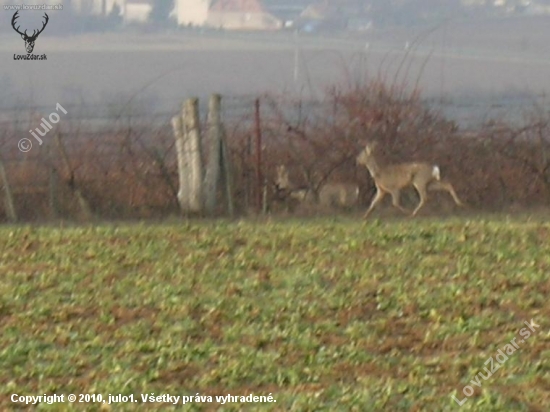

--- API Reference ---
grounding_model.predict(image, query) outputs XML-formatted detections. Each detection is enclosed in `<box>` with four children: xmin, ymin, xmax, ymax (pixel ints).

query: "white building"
<box><xmin>171</xmin><ymin>0</ymin><xmax>281</xmax><ymax>30</ymax></box>
<box><xmin>172</xmin><ymin>0</ymin><xmax>210</xmax><ymax>26</ymax></box>
<box><xmin>124</xmin><ymin>0</ymin><xmax>153</xmax><ymax>23</ymax></box>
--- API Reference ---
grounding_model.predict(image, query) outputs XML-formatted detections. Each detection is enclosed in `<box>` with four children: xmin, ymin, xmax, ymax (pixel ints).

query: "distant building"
<box><xmin>525</xmin><ymin>0</ymin><xmax>550</xmax><ymax>14</ymax></box>
<box><xmin>71</xmin><ymin>0</ymin><xmax>153</xmax><ymax>23</ymax></box>
<box><xmin>124</xmin><ymin>0</ymin><xmax>153</xmax><ymax>23</ymax></box>
<box><xmin>71</xmin><ymin>0</ymin><xmax>125</xmax><ymax>16</ymax></box>
<box><xmin>172</xmin><ymin>0</ymin><xmax>210</xmax><ymax>26</ymax></box>
<box><xmin>172</xmin><ymin>0</ymin><xmax>282</xmax><ymax>30</ymax></box>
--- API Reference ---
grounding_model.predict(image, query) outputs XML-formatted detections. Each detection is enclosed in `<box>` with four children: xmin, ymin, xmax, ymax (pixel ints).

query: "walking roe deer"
<box><xmin>356</xmin><ymin>142</ymin><xmax>464</xmax><ymax>218</ymax></box>
<box><xmin>274</xmin><ymin>165</ymin><xmax>359</xmax><ymax>210</ymax></box>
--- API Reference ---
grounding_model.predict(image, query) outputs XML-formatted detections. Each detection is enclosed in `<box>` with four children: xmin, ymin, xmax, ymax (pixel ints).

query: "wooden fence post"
<box><xmin>172</xmin><ymin>98</ymin><xmax>204</xmax><ymax>215</ymax></box>
<box><xmin>55</xmin><ymin>133</ymin><xmax>93</xmax><ymax>220</ymax></box>
<box><xmin>0</xmin><ymin>155</ymin><xmax>17</xmax><ymax>222</ymax></box>
<box><xmin>183</xmin><ymin>98</ymin><xmax>203</xmax><ymax>214</ymax></box>
<box><xmin>254</xmin><ymin>98</ymin><xmax>263</xmax><ymax>213</ymax></box>
<box><xmin>245</xmin><ymin>131</ymin><xmax>252</xmax><ymax>211</ymax></box>
<box><xmin>204</xmin><ymin>94</ymin><xmax>222</xmax><ymax>216</ymax></box>
<box><xmin>220</xmin><ymin>128</ymin><xmax>235</xmax><ymax>218</ymax></box>
<box><xmin>171</xmin><ymin>115</ymin><xmax>190</xmax><ymax>214</ymax></box>
<box><xmin>47</xmin><ymin>144</ymin><xmax>59</xmax><ymax>219</ymax></box>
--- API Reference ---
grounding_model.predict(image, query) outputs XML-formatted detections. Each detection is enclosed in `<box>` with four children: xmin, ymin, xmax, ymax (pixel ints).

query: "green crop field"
<box><xmin>1</xmin><ymin>217</ymin><xmax>549</xmax><ymax>411</ymax></box>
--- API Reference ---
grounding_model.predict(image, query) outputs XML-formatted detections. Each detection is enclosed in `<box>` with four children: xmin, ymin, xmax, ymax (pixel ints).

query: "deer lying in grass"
<box><xmin>274</xmin><ymin>165</ymin><xmax>359</xmax><ymax>210</ymax></box>
<box><xmin>356</xmin><ymin>141</ymin><xmax>464</xmax><ymax>218</ymax></box>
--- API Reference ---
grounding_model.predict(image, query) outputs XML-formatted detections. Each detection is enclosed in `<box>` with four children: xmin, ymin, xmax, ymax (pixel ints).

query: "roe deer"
<box><xmin>356</xmin><ymin>141</ymin><xmax>464</xmax><ymax>218</ymax></box>
<box><xmin>274</xmin><ymin>165</ymin><xmax>359</xmax><ymax>210</ymax></box>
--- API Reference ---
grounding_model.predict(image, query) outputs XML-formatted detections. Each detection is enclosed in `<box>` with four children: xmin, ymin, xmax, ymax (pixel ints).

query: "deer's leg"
<box><xmin>390</xmin><ymin>190</ymin><xmax>409</xmax><ymax>214</ymax></box>
<box><xmin>411</xmin><ymin>183</ymin><xmax>428</xmax><ymax>217</ymax></box>
<box><xmin>428</xmin><ymin>180</ymin><xmax>464</xmax><ymax>206</ymax></box>
<box><xmin>363</xmin><ymin>187</ymin><xmax>386</xmax><ymax>219</ymax></box>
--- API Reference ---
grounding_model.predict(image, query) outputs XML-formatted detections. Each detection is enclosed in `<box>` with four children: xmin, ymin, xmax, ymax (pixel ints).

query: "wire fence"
<box><xmin>1</xmin><ymin>90</ymin><xmax>550</xmax><ymax>222</ymax></box>
<box><xmin>2</xmin><ymin>92</ymin><xmax>548</xmax><ymax>133</ymax></box>
<box><xmin>0</xmin><ymin>94</ymin><xmax>270</xmax><ymax>221</ymax></box>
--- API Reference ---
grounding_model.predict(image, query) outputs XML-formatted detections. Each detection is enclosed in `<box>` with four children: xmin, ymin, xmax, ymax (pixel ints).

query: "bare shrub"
<box><xmin>1</xmin><ymin>81</ymin><xmax>550</xmax><ymax>222</ymax></box>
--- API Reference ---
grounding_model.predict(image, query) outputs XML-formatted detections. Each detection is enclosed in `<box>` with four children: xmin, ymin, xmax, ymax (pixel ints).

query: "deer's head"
<box><xmin>12</xmin><ymin>11</ymin><xmax>49</xmax><ymax>54</ymax></box>
<box><xmin>274</xmin><ymin>165</ymin><xmax>291</xmax><ymax>191</ymax></box>
<box><xmin>356</xmin><ymin>141</ymin><xmax>378</xmax><ymax>166</ymax></box>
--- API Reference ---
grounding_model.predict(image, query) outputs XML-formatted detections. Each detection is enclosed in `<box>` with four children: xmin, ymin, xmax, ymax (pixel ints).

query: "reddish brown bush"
<box><xmin>1</xmin><ymin>81</ymin><xmax>549</xmax><ymax>222</ymax></box>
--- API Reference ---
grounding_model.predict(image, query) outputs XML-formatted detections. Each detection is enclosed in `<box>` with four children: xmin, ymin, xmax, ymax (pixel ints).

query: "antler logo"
<box><xmin>11</xmin><ymin>11</ymin><xmax>49</xmax><ymax>54</ymax></box>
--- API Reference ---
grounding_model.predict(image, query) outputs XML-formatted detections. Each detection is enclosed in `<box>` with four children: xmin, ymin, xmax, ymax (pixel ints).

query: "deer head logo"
<box><xmin>11</xmin><ymin>11</ymin><xmax>49</xmax><ymax>54</ymax></box>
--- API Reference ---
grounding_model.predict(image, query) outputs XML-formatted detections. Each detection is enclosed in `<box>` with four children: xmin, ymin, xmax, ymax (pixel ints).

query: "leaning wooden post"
<box><xmin>204</xmin><ymin>94</ymin><xmax>222</xmax><ymax>216</ymax></box>
<box><xmin>47</xmin><ymin>143</ymin><xmax>59</xmax><ymax>220</ymax></box>
<box><xmin>182</xmin><ymin>98</ymin><xmax>204</xmax><ymax>214</ymax></box>
<box><xmin>245</xmin><ymin>131</ymin><xmax>252</xmax><ymax>211</ymax></box>
<box><xmin>0</xmin><ymin>155</ymin><xmax>17</xmax><ymax>222</ymax></box>
<box><xmin>55</xmin><ymin>133</ymin><xmax>93</xmax><ymax>220</ymax></box>
<box><xmin>254</xmin><ymin>98</ymin><xmax>263</xmax><ymax>213</ymax></box>
<box><xmin>262</xmin><ymin>178</ymin><xmax>269</xmax><ymax>215</ymax></box>
<box><xmin>220</xmin><ymin>128</ymin><xmax>235</xmax><ymax>218</ymax></box>
<box><xmin>171</xmin><ymin>115</ymin><xmax>190</xmax><ymax>214</ymax></box>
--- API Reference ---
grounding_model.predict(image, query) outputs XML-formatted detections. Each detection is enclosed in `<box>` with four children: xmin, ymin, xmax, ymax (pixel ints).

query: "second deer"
<box><xmin>274</xmin><ymin>165</ymin><xmax>359</xmax><ymax>211</ymax></box>
<box><xmin>356</xmin><ymin>141</ymin><xmax>464</xmax><ymax>218</ymax></box>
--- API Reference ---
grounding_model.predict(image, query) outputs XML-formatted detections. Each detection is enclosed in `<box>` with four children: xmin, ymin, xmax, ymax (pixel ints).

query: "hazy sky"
<box><xmin>2</xmin><ymin>11</ymin><xmax>550</xmax><ymax>128</ymax></box>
